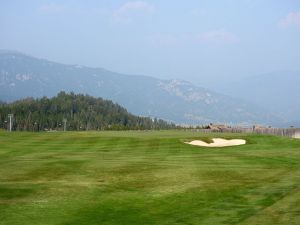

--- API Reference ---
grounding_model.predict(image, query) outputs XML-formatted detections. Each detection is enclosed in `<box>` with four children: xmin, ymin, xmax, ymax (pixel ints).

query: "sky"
<box><xmin>1</xmin><ymin>0</ymin><xmax>300</xmax><ymax>86</ymax></box>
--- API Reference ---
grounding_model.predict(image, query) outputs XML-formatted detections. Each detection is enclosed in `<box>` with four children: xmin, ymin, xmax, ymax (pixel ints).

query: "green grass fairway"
<box><xmin>1</xmin><ymin>131</ymin><xmax>300</xmax><ymax>225</ymax></box>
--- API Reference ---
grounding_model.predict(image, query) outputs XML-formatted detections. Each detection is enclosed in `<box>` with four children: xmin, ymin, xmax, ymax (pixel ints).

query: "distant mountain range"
<box><xmin>0</xmin><ymin>50</ymin><xmax>285</xmax><ymax>125</ymax></box>
<box><xmin>214</xmin><ymin>71</ymin><xmax>300</xmax><ymax>127</ymax></box>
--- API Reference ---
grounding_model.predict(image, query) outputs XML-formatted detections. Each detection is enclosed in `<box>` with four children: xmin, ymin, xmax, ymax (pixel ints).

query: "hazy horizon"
<box><xmin>1</xmin><ymin>0</ymin><xmax>300</xmax><ymax>86</ymax></box>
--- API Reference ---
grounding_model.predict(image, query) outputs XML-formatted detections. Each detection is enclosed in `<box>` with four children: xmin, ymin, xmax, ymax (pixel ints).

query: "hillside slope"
<box><xmin>214</xmin><ymin>71</ymin><xmax>300</xmax><ymax>126</ymax></box>
<box><xmin>0</xmin><ymin>92</ymin><xmax>171</xmax><ymax>131</ymax></box>
<box><xmin>0</xmin><ymin>51</ymin><xmax>282</xmax><ymax>125</ymax></box>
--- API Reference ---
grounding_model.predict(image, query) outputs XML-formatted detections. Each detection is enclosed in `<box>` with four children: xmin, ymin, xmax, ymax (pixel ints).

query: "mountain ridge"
<box><xmin>213</xmin><ymin>71</ymin><xmax>300</xmax><ymax>126</ymax></box>
<box><xmin>0</xmin><ymin>50</ymin><xmax>284</xmax><ymax>125</ymax></box>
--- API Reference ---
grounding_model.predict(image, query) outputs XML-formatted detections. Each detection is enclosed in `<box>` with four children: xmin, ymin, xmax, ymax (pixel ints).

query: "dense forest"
<box><xmin>0</xmin><ymin>92</ymin><xmax>175</xmax><ymax>131</ymax></box>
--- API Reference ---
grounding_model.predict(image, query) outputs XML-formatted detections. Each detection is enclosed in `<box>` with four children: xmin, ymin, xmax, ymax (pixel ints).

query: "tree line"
<box><xmin>0</xmin><ymin>92</ymin><xmax>175</xmax><ymax>131</ymax></box>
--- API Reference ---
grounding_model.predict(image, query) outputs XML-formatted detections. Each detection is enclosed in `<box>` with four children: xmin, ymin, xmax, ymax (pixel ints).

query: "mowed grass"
<box><xmin>0</xmin><ymin>130</ymin><xmax>300</xmax><ymax>225</ymax></box>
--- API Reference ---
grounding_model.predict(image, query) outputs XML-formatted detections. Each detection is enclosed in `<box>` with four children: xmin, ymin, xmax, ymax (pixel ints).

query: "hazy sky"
<box><xmin>1</xmin><ymin>0</ymin><xmax>300</xmax><ymax>85</ymax></box>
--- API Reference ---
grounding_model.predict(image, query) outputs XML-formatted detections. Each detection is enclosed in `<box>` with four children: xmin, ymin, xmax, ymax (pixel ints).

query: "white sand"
<box><xmin>293</xmin><ymin>133</ymin><xmax>300</xmax><ymax>139</ymax></box>
<box><xmin>185</xmin><ymin>138</ymin><xmax>246</xmax><ymax>147</ymax></box>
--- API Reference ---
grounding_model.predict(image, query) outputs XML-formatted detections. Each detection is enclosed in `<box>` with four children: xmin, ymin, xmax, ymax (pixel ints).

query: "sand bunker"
<box><xmin>185</xmin><ymin>138</ymin><xmax>246</xmax><ymax>147</ymax></box>
<box><xmin>293</xmin><ymin>132</ymin><xmax>300</xmax><ymax>139</ymax></box>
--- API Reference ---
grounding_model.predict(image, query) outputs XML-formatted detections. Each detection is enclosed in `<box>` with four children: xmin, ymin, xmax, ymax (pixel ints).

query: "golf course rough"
<box><xmin>0</xmin><ymin>130</ymin><xmax>300</xmax><ymax>225</ymax></box>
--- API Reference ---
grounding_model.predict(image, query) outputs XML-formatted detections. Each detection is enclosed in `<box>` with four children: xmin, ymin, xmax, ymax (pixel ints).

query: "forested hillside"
<box><xmin>0</xmin><ymin>92</ymin><xmax>174</xmax><ymax>131</ymax></box>
<box><xmin>0</xmin><ymin>51</ymin><xmax>282</xmax><ymax>125</ymax></box>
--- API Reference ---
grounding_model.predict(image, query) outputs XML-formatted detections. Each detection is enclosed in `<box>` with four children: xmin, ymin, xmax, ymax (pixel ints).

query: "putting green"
<box><xmin>0</xmin><ymin>130</ymin><xmax>300</xmax><ymax>225</ymax></box>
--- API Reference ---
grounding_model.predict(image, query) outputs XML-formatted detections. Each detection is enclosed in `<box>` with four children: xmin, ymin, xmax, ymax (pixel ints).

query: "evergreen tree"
<box><xmin>0</xmin><ymin>92</ymin><xmax>175</xmax><ymax>131</ymax></box>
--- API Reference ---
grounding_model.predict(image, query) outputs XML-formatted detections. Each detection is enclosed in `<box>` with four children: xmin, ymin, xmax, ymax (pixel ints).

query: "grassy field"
<box><xmin>0</xmin><ymin>130</ymin><xmax>300</xmax><ymax>225</ymax></box>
